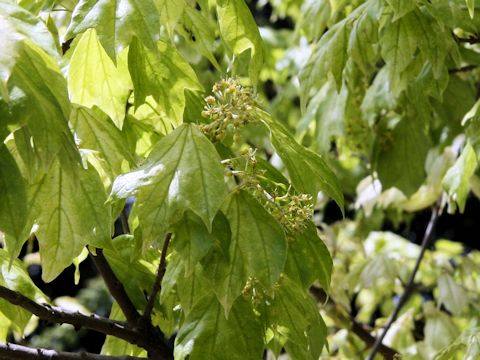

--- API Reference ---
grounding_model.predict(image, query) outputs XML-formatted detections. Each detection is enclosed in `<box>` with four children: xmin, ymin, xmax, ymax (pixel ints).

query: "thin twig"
<box><xmin>367</xmin><ymin>203</ymin><xmax>441</xmax><ymax>360</ymax></box>
<box><xmin>0</xmin><ymin>342</ymin><xmax>145</xmax><ymax>360</ymax></box>
<box><xmin>448</xmin><ymin>64</ymin><xmax>478</xmax><ymax>74</ymax></box>
<box><xmin>143</xmin><ymin>233</ymin><xmax>172</xmax><ymax>321</ymax></box>
<box><xmin>456</xmin><ymin>35</ymin><xmax>480</xmax><ymax>44</ymax></box>
<box><xmin>310</xmin><ymin>287</ymin><xmax>399</xmax><ymax>359</ymax></box>
<box><xmin>89</xmin><ymin>248</ymin><xmax>141</xmax><ymax>325</ymax></box>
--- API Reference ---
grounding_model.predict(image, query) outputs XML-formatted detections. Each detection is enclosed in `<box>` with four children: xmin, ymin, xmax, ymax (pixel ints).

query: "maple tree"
<box><xmin>1</xmin><ymin>0</ymin><xmax>480</xmax><ymax>359</ymax></box>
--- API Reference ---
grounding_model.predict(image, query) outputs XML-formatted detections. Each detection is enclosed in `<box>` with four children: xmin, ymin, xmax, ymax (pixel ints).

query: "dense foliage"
<box><xmin>1</xmin><ymin>0</ymin><xmax>480</xmax><ymax>359</ymax></box>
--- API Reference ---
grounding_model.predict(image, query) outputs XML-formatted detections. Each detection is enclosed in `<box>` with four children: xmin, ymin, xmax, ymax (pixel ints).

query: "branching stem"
<box><xmin>143</xmin><ymin>233</ymin><xmax>172</xmax><ymax>321</ymax></box>
<box><xmin>367</xmin><ymin>203</ymin><xmax>441</xmax><ymax>360</ymax></box>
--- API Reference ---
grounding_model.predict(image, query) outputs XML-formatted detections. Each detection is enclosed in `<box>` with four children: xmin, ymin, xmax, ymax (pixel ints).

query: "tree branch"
<box><xmin>0</xmin><ymin>284</ymin><xmax>151</xmax><ymax>350</ymax></box>
<box><xmin>366</xmin><ymin>203</ymin><xmax>441</xmax><ymax>360</ymax></box>
<box><xmin>89</xmin><ymin>248</ymin><xmax>141</xmax><ymax>326</ymax></box>
<box><xmin>448</xmin><ymin>64</ymin><xmax>478</xmax><ymax>74</ymax></box>
<box><xmin>0</xmin><ymin>342</ymin><xmax>145</xmax><ymax>360</ymax></box>
<box><xmin>143</xmin><ymin>233</ymin><xmax>171</xmax><ymax>321</ymax></box>
<box><xmin>310</xmin><ymin>287</ymin><xmax>398</xmax><ymax>359</ymax></box>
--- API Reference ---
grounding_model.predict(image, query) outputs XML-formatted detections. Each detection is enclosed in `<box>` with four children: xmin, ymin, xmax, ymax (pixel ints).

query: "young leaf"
<box><xmin>68</xmin><ymin>29</ymin><xmax>130</xmax><ymax>128</ymax></box>
<box><xmin>207</xmin><ymin>190</ymin><xmax>287</xmax><ymax>314</ymax></box>
<box><xmin>174</xmin><ymin>295</ymin><xmax>264</xmax><ymax>360</ymax></box>
<box><xmin>31</xmin><ymin>160</ymin><xmax>112</xmax><ymax>282</ymax></box>
<box><xmin>128</xmin><ymin>38</ymin><xmax>202</xmax><ymax>124</ymax></box>
<box><xmin>66</xmin><ymin>0</ymin><xmax>160</xmax><ymax>59</ymax></box>
<box><xmin>110</xmin><ymin>124</ymin><xmax>227</xmax><ymax>245</ymax></box>
<box><xmin>216</xmin><ymin>0</ymin><xmax>264</xmax><ymax>84</ymax></box>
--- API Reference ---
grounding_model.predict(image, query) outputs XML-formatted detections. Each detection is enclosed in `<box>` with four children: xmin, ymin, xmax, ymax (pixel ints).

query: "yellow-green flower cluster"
<box><xmin>225</xmin><ymin>148</ymin><xmax>314</xmax><ymax>234</ymax></box>
<box><xmin>200</xmin><ymin>78</ymin><xmax>257</xmax><ymax>141</ymax></box>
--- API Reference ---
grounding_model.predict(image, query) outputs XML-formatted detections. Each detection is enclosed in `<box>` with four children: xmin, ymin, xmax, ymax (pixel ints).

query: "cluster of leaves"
<box><xmin>0</xmin><ymin>0</ymin><xmax>342</xmax><ymax>359</ymax></box>
<box><xmin>2</xmin><ymin>0</ymin><xmax>480</xmax><ymax>359</ymax></box>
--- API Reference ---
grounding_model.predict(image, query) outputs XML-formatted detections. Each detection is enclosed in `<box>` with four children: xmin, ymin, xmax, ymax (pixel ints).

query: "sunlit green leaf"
<box><xmin>66</xmin><ymin>0</ymin><xmax>160</xmax><ymax>59</ymax></box>
<box><xmin>111</xmin><ymin>124</ymin><xmax>227</xmax><ymax>245</ymax></box>
<box><xmin>128</xmin><ymin>38</ymin><xmax>202</xmax><ymax>124</ymax></box>
<box><xmin>216</xmin><ymin>0</ymin><xmax>264</xmax><ymax>84</ymax></box>
<box><xmin>31</xmin><ymin>160</ymin><xmax>112</xmax><ymax>282</ymax></box>
<box><xmin>71</xmin><ymin>106</ymin><xmax>134</xmax><ymax>178</ymax></box>
<box><xmin>68</xmin><ymin>28</ymin><xmax>130</xmax><ymax>128</ymax></box>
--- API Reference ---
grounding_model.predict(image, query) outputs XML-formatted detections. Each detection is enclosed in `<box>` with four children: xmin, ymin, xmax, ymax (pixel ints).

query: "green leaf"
<box><xmin>301</xmin><ymin>18</ymin><xmax>350</xmax><ymax>97</ymax></box>
<box><xmin>380</xmin><ymin>11</ymin><xmax>420</xmax><ymax>91</ymax></box>
<box><xmin>110</xmin><ymin>124</ymin><xmax>227</xmax><ymax>245</ymax></box>
<box><xmin>178</xmin><ymin>5</ymin><xmax>221</xmax><ymax>70</ymax></box>
<box><xmin>103</xmin><ymin>235</ymin><xmax>157</xmax><ymax>309</ymax></box>
<box><xmin>174</xmin><ymin>295</ymin><xmax>264</xmax><ymax>360</ymax></box>
<box><xmin>128</xmin><ymin>38</ymin><xmax>202</xmax><ymax>124</ymax></box>
<box><xmin>284</xmin><ymin>222</ymin><xmax>332</xmax><ymax>291</ymax></box>
<box><xmin>8</xmin><ymin>40</ymin><xmax>75</xmax><ymax>166</ymax></box>
<box><xmin>71</xmin><ymin>106</ymin><xmax>134</xmax><ymax>178</ymax></box>
<box><xmin>155</xmin><ymin>0</ymin><xmax>185</xmax><ymax>38</ymax></box>
<box><xmin>0</xmin><ymin>145</ymin><xmax>27</xmax><ymax>240</ymax></box>
<box><xmin>466</xmin><ymin>0</ymin><xmax>475</xmax><ymax>18</ymax></box>
<box><xmin>260</xmin><ymin>113</ymin><xmax>344</xmax><ymax>214</ymax></box>
<box><xmin>0</xmin><ymin>249</ymin><xmax>47</xmax><ymax>334</ymax></box>
<box><xmin>101</xmin><ymin>302</ymin><xmax>147</xmax><ymax>356</ymax></box>
<box><xmin>172</xmin><ymin>212</ymin><xmax>215</xmax><ymax>276</ymax></box>
<box><xmin>66</xmin><ymin>0</ymin><xmax>160</xmax><ymax>59</ymax></box>
<box><xmin>375</xmin><ymin>117</ymin><xmax>430</xmax><ymax>196</ymax></box>
<box><xmin>437</xmin><ymin>274</ymin><xmax>468</xmax><ymax>315</ymax></box>
<box><xmin>0</xmin><ymin>1</ymin><xmax>58</xmax><ymax>85</ymax></box>
<box><xmin>266</xmin><ymin>276</ymin><xmax>327</xmax><ymax>360</ymax></box>
<box><xmin>216</xmin><ymin>0</ymin><xmax>264</xmax><ymax>84</ymax></box>
<box><xmin>68</xmin><ymin>28</ymin><xmax>130</xmax><ymax>128</ymax></box>
<box><xmin>31</xmin><ymin>160</ymin><xmax>112</xmax><ymax>282</ymax></box>
<box><xmin>442</xmin><ymin>142</ymin><xmax>477</xmax><ymax>213</ymax></box>
<box><xmin>386</xmin><ymin>0</ymin><xmax>418</xmax><ymax>20</ymax></box>
<box><xmin>207</xmin><ymin>191</ymin><xmax>287</xmax><ymax>314</ymax></box>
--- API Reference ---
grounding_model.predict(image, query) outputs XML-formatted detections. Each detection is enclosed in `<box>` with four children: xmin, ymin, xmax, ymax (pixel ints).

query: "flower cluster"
<box><xmin>225</xmin><ymin>148</ymin><xmax>314</xmax><ymax>234</ymax></box>
<box><xmin>200</xmin><ymin>78</ymin><xmax>257</xmax><ymax>141</ymax></box>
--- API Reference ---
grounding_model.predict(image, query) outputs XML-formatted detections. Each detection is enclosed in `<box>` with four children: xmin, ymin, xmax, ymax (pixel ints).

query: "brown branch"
<box><xmin>456</xmin><ymin>35</ymin><xmax>480</xmax><ymax>44</ymax></box>
<box><xmin>0</xmin><ymin>342</ymin><xmax>145</xmax><ymax>360</ymax></box>
<box><xmin>0</xmin><ymin>284</ymin><xmax>155</xmax><ymax>350</ymax></box>
<box><xmin>89</xmin><ymin>248</ymin><xmax>141</xmax><ymax>325</ymax></box>
<box><xmin>367</xmin><ymin>203</ymin><xmax>441</xmax><ymax>360</ymax></box>
<box><xmin>448</xmin><ymin>65</ymin><xmax>478</xmax><ymax>74</ymax></box>
<box><xmin>143</xmin><ymin>233</ymin><xmax>171</xmax><ymax>321</ymax></box>
<box><xmin>310</xmin><ymin>287</ymin><xmax>398</xmax><ymax>359</ymax></box>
